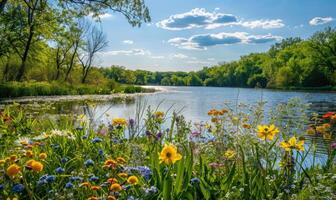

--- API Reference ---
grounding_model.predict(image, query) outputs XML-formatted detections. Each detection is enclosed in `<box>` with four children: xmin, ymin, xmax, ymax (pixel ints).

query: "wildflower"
<box><xmin>257</xmin><ymin>124</ymin><xmax>279</xmax><ymax>140</ymax></box>
<box><xmin>84</xmin><ymin>159</ymin><xmax>94</xmax><ymax>166</ymax></box>
<box><xmin>112</xmin><ymin>118</ymin><xmax>128</xmax><ymax>126</ymax></box>
<box><xmin>110</xmin><ymin>183</ymin><xmax>122</xmax><ymax>192</ymax></box>
<box><xmin>25</xmin><ymin>150</ymin><xmax>34</xmax><ymax>158</ymax></box>
<box><xmin>191</xmin><ymin>131</ymin><xmax>201</xmax><ymax>137</ymax></box>
<box><xmin>88</xmin><ymin>197</ymin><xmax>99</xmax><ymax>200</ymax></box>
<box><xmin>107</xmin><ymin>178</ymin><xmax>118</xmax><ymax>184</ymax></box>
<box><xmin>98</xmin><ymin>149</ymin><xmax>104</xmax><ymax>156</ymax></box>
<box><xmin>107</xmin><ymin>196</ymin><xmax>117</xmax><ymax>200</ymax></box>
<box><xmin>224</xmin><ymin>149</ymin><xmax>236</xmax><ymax>159</ymax></box>
<box><xmin>0</xmin><ymin>159</ymin><xmax>5</xmax><ymax>165</ymax></box>
<box><xmin>91</xmin><ymin>137</ymin><xmax>103</xmax><ymax>144</ymax></box>
<box><xmin>145</xmin><ymin>186</ymin><xmax>158</xmax><ymax>195</ymax></box>
<box><xmin>65</xmin><ymin>182</ymin><xmax>74</xmax><ymax>189</ymax></box>
<box><xmin>242</xmin><ymin>124</ymin><xmax>251</xmax><ymax>129</ymax></box>
<box><xmin>127</xmin><ymin>176</ymin><xmax>139</xmax><ymax>185</ymax></box>
<box><xmin>10</xmin><ymin>155</ymin><xmax>17</xmax><ymax>161</ymax></box>
<box><xmin>316</xmin><ymin>125</ymin><xmax>328</xmax><ymax>134</ymax></box>
<box><xmin>280</xmin><ymin>136</ymin><xmax>304</xmax><ymax>151</ymax></box>
<box><xmin>331</xmin><ymin>142</ymin><xmax>336</xmax><ymax>149</ymax></box>
<box><xmin>89</xmin><ymin>176</ymin><xmax>99</xmax><ymax>182</ymax></box>
<box><xmin>103</xmin><ymin>159</ymin><xmax>117</xmax><ymax>169</ymax></box>
<box><xmin>45</xmin><ymin>175</ymin><xmax>56</xmax><ymax>183</ymax></box>
<box><xmin>159</xmin><ymin>144</ymin><xmax>182</xmax><ymax>165</ymax></box>
<box><xmin>26</xmin><ymin>159</ymin><xmax>35</xmax><ymax>168</ymax></box>
<box><xmin>154</xmin><ymin>111</ymin><xmax>165</xmax><ymax>119</ymax></box>
<box><xmin>156</xmin><ymin>131</ymin><xmax>163</xmax><ymax>140</ymax></box>
<box><xmin>70</xmin><ymin>176</ymin><xmax>83</xmax><ymax>182</ymax></box>
<box><xmin>39</xmin><ymin>153</ymin><xmax>47</xmax><ymax>160</ymax></box>
<box><xmin>116</xmin><ymin>157</ymin><xmax>126</xmax><ymax>164</ymax></box>
<box><xmin>31</xmin><ymin>161</ymin><xmax>44</xmax><ymax>172</ymax></box>
<box><xmin>306</xmin><ymin>128</ymin><xmax>315</xmax><ymax>135</ymax></box>
<box><xmin>80</xmin><ymin>182</ymin><xmax>91</xmax><ymax>188</ymax></box>
<box><xmin>55</xmin><ymin>167</ymin><xmax>65</xmax><ymax>174</ymax></box>
<box><xmin>12</xmin><ymin>184</ymin><xmax>24</xmax><ymax>193</ymax></box>
<box><xmin>190</xmin><ymin>177</ymin><xmax>200</xmax><ymax>185</ymax></box>
<box><xmin>323</xmin><ymin>133</ymin><xmax>332</xmax><ymax>140</ymax></box>
<box><xmin>323</xmin><ymin>112</ymin><xmax>335</xmax><ymax>118</ymax></box>
<box><xmin>90</xmin><ymin>186</ymin><xmax>101</xmax><ymax>191</ymax></box>
<box><xmin>6</xmin><ymin>164</ymin><xmax>21</xmax><ymax>176</ymax></box>
<box><xmin>0</xmin><ymin>184</ymin><xmax>3</xmax><ymax>190</ymax></box>
<box><xmin>118</xmin><ymin>173</ymin><xmax>128</xmax><ymax>178</ymax></box>
<box><xmin>129</xmin><ymin>118</ymin><xmax>135</xmax><ymax>127</ymax></box>
<box><xmin>61</xmin><ymin>157</ymin><xmax>68</xmax><ymax>163</ymax></box>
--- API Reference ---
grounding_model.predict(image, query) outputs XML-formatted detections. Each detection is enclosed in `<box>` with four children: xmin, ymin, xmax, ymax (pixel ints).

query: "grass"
<box><xmin>0</xmin><ymin>99</ymin><xmax>335</xmax><ymax>200</ymax></box>
<box><xmin>0</xmin><ymin>81</ymin><xmax>155</xmax><ymax>98</ymax></box>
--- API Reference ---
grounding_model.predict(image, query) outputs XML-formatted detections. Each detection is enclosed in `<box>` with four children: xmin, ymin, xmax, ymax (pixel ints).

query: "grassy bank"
<box><xmin>0</xmin><ymin>81</ymin><xmax>155</xmax><ymax>98</ymax></box>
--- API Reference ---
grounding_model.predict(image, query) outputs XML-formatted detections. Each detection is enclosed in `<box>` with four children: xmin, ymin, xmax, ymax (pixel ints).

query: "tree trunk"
<box><xmin>2</xmin><ymin>59</ymin><xmax>9</xmax><ymax>82</ymax></box>
<box><xmin>16</xmin><ymin>28</ymin><xmax>34</xmax><ymax>81</ymax></box>
<box><xmin>65</xmin><ymin>42</ymin><xmax>78</xmax><ymax>81</ymax></box>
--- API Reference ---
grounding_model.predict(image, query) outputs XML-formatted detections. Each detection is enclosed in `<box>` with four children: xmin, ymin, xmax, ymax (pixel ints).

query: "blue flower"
<box><xmin>50</xmin><ymin>144</ymin><xmax>60</xmax><ymax>149</ymax></box>
<box><xmin>124</xmin><ymin>166</ymin><xmax>152</xmax><ymax>181</ymax></box>
<box><xmin>84</xmin><ymin>159</ymin><xmax>94</xmax><ymax>166</ymax></box>
<box><xmin>190</xmin><ymin>177</ymin><xmax>200</xmax><ymax>185</ymax></box>
<box><xmin>89</xmin><ymin>175</ymin><xmax>99</xmax><ymax>182</ymax></box>
<box><xmin>70</xmin><ymin>176</ymin><xmax>83</xmax><ymax>182</ymax></box>
<box><xmin>65</xmin><ymin>182</ymin><xmax>74</xmax><ymax>189</ymax></box>
<box><xmin>12</xmin><ymin>184</ymin><xmax>24</xmax><ymax>193</ymax></box>
<box><xmin>91</xmin><ymin>137</ymin><xmax>103</xmax><ymax>143</ymax></box>
<box><xmin>145</xmin><ymin>186</ymin><xmax>158</xmax><ymax>195</ymax></box>
<box><xmin>0</xmin><ymin>184</ymin><xmax>4</xmax><ymax>190</ymax></box>
<box><xmin>82</xmin><ymin>134</ymin><xmax>88</xmax><ymax>139</ymax></box>
<box><xmin>55</xmin><ymin>167</ymin><xmax>65</xmax><ymax>174</ymax></box>
<box><xmin>98</xmin><ymin>149</ymin><xmax>104</xmax><ymax>156</ymax></box>
<box><xmin>61</xmin><ymin>157</ymin><xmax>68</xmax><ymax>163</ymax></box>
<box><xmin>46</xmin><ymin>175</ymin><xmax>56</xmax><ymax>183</ymax></box>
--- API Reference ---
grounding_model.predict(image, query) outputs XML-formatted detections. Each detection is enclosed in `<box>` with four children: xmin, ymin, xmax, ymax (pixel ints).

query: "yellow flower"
<box><xmin>242</xmin><ymin>124</ymin><xmax>251</xmax><ymax>129</ymax></box>
<box><xmin>6</xmin><ymin>164</ymin><xmax>21</xmax><ymax>176</ymax></box>
<box><xmin>90</xmin><ymin>186</ymin><xmax>101</xmax><ymax>191</ymax></box>
<box><xmin>107</xmin><ymin>196</ymin><xmax>117</xmax><ymax>200</ymax></box>
<box><xmin>31</xmin><ymin>161</ymin><xmax>44</xmax><ymax>172</ymax></box>
<box><xmin>118</xmin><ymin>172</ymin><xmax>128</xmax><ymax>178</ymax></box>
<box><xmin>80</xmin><ymin>182</ymin><xmax>91</xmax><ymax>187</ymax></box>
<box><xmin>39</xmin><ymin>153</ymin><xmax>47</xmax><ymax>160</ymax></box>
<box><xmin>112</xmin><ymin>118</ymin><xmax>128</xmax><ymax>126</ymax></box>
<box><xmin>280</xmin><ymin>136</ymin><xmax>304</xmax><ymax>151</ymax></box>
<box><xmin>25</xmin><ymin>150</ymin><xmax>33</xmax><ymax>158</ymax></box>
<box><xmin>0</xmin><ymin>159</ymin><xmax>6</xmax><ymax>165</ymax></box>
<box><xmin>257</xmin><ymin>124</ymin><xmax>279</xmax><ymax>140</ymax></box>
<box><xmin>316</xmin><ymin>125</ymin><xmax>327</xmax><ymax>134</ymax></box>
<box><xmin>127</xmin><ymin>176</ymin><xmax>139</xmax><ymax>185</ymax></box>
<box><xmin>88</xmin><ymin>197</ymin><xmax>99</xmax><ymax>200</ymax></box>
<box><xmin>159</xmin><ymin>144</ymin><xmax>182</xmax><ymax>165</ymax></box>
<box><xmin>116</xmin><ymin>157</ymin><xmax>126</xmax><ymax>164</ymax></box>
<box><xmin>323</xmin><ymin>133</ymin><xmax>332</xmax><ymax>140</ymax></box>
<box><xmin>224</xmin><ymin>149</ymin><xmax>236</xmax><ymax>159</ymax></box>
<box><xmin>306</xmin><ymin>128</ymin><xmax>315</xmax><ymax>135</ymax></box>
<box><xmin>10</xmin><ymin>155</ymin><xmax>17</xmax><ymax>161</ymax></box>
<box><xmin>103</xmin><ymin>159</ymin><xmax>117</xmax><ymax>169</ymax></box>
<box><xmin>110</xmin><ymin>183</ymin><xmax>122</xmax><ymax>192</ymax></box>
<box><xmin>154</xmin><ymin>111</ymin><xmax>165</xmax><ymax>118</ymax></box>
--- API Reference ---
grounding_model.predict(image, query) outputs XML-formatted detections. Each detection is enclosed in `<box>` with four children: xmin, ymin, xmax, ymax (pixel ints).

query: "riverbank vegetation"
<box><xmin>0</xmin><ymin>100</ymin><xmax>335</xmax><ymax>199</ymax></box>
<box><xmin>103</xmin><ymin>27</ymin><xmax>336</xmax><ymax>90</ymax></box>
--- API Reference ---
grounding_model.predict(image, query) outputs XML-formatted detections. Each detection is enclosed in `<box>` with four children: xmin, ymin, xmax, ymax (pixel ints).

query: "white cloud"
<box><xmin>88</xmin><ymin>13</ymin><xmax>113</xmax><ymax>20</ymax></box>
<box><xmin>309</xmin><ymin>17</ymin><xmax>334</xmax><ymax>26</ymax></box>
<box><xmin>168</xmin><ymin>32</ymin><xmax>281</xmax><ymax>50</ymax></box>
<box><xmin>101</xmin><ymin>49</ymin><xmax>151</xmax><ymax>56</ymax></box>
<box><xmin>172</xmin><ymin>53</ymin><xmax>189</xmax><ymax>59</ymax></box>
<box><xmin>157</xmin><ymin>8</ymin><xmax>284</xmax><ymax>30</ymax></box>
<box><xmin>123</xmin><ymin>40</ymin><xmax>134</xmax><ymax>45</ymax></box>
<box><xmin>239</xmin><ymin>19</ymin><xmax>284</xmax><ymax>29</ymax></box>
<box><xmin>151</xmin><ymin>56</ymin><xmax>165</xmax><ymax>59</ymax></box>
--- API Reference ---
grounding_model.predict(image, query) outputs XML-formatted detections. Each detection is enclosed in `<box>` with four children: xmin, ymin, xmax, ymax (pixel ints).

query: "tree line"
<box><xmin>0</xmin><ymin>0</ymin><xmax>150</xmax><ymax>84</ymax></box>
<box><xmin>102</xmin><ymin>27</ymin><xmax>336</xmax><ymax>89</ymax></box>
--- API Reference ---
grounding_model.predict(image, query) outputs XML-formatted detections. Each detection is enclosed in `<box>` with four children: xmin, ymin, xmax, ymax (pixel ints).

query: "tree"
<box><xmin>78</xmin><ymin>23</ymin><xmax>108</xmax><ymax>83</ymax></box>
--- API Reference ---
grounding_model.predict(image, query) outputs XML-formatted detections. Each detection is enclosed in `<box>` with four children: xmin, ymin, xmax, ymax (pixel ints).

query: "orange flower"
<box><xmin>31</xmin><ymin>161</ymin><xmax>43</xmax><ymax>172</ymax></box>
<box><xmin>0</xmin><ymin>159</ymin><xmax>6</xmax><ymax>165</ymax></box>
<box><xmin>39</xmin><ymin>153</ymin><xmax>47</xmax><ymax>160</ymax></box>
<box><xmin>107</xmin><ymin>178</ymin><xmax>118</xmax><ymax>184</ymax></box>
<box><xmin>87</xmin><ymin>197</ymin><xmax>99</xmax><ymax>200</ymax></box>
<box><xmin>323</xmin><ymin>112</ymin><xmax>335</xmax><ymax>118</ymax></box>
<box><xmin>242</xmin><ymin>124</ymin><xmax>251</xmax><ymax>129</ymax></box>
<box><xmin>104</xmin><ymin>159</ymin><xmax>117</xmax><ymax>169</ymax></box>
<box><xmin>90</xmin><ymin>186</ymin><xmax>101</xmax><ymax>191</ymax></box>
<box><xmin>10</xmin><ymin>155</ymin><xmax>17</xmax><ymax>161</ymax></box>
<box><xmin>26</xmin><ymin>159</ymin><xmax>35</xmax><ymax>168</ymax></box>
<box><xmin>110</xmin><ymin>183</ymin><xmax>122</xmax><ymax>192</ymax></box>
<box><xmin>6</xmin><ymin>164</ymin><xmax>21</xmax><ymax>176</ymax></box>
<box><xmin>80</xmin><ymin>182</ymin><xmax>91</xmax><ymax>188</ymax></box>
<box><xmin>107</xmin><ymin>196</ymin><xmax>117</xmax><ymax>200</ymax></box>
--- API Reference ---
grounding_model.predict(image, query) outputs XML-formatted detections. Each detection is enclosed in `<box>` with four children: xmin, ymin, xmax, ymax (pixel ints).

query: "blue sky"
<box><xmin>95</xmin><ymin>0</ymin><xmax>336</xmax><ymax>71</ymax></box>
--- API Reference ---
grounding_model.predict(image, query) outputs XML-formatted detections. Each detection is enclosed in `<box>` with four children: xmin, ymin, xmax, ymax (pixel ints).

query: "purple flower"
<box><xmin>70</xmin><ymin>176</ymin><xmax>83</xmax><ymax>182</ymax></box>
<box><xmin>89</xmin><ymin>175</ymin><xmax>99</xmax><ymax>182</ymax></box>
<box><xmin>145</xmin><ymin>130</ymin><xmax>152</xmax><ymax>137</ymax></box>
<box><xmin>0</xmin><ymin>184</ymin><xmax>4</xmax><ymax>190</ymax></box>
<box><xmin>129</xmin><ymin>119</ymin><xmax>135</xmax><ymax>127</ymax></box>
<box><xmin>331</xmin><ymin>142</ymin><xmax>336</xmax><ymax>149</ymax></box>
<box><xmin>98</xmin><ymin>128</ymin><xmax>108</xmax><ymax>136</ymax></box>
<box><xmin>190</xmin><ymin>177</ymin><xmax>200</xmax><ymax>185</ymax></box>
<box><xmin>156</xmin><ymin>131</ymin><xmax>163</xmax><ymax>140</ymax></box>
<box><xmin>61</xmin><ymin>157</ymin><xmax>68</xmax><ymax>163</ymax></box>
<box><xmin>191</xmin><ymin>131</ymin><xmax>201</xmax><ymax>137</ymax></box>
<box><xmin>145</xmin><ymin>186</ymin><xmax>158</xmax><ymax>195</ymax></box>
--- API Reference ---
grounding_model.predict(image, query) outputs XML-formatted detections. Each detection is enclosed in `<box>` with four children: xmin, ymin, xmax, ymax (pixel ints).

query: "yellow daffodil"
<box><xmin>257</xmin><ymin>124</ymin><xmax>279</xmax><ymax>141</ymax></box>
<box><xmin>280</xmin><ymin>136</ymin><xmax>304</xmax><ymax>151</ymax></box>
<box><xmin>159</xmin><ymin>144</ymin><xmax>182</xmax><ymax>165</ymax></box>
<box><xmin>127</xmin><ymin>175</ymin><xmax>139</xmax><ymax>185</ymax></box>
<box><xmin>118</xmin><ymin>172</ymin><xmax>128</xmax><ymax>178</ymax></box>
<box><xmin>31</xmin><ymin>161</ymin><xmax>44</xmax><ymax>172</ymax></box>
<box><xmin>224</xmin><ymin>149</ymin><xmax>236</xmax><ymax>159</ymax></box>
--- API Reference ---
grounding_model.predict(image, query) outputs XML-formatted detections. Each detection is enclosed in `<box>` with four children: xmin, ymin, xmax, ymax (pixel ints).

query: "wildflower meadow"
<box><xmin>0</xmin><ymin>100</ymin><xmax>335</xmax><ymax>200</ymax></box>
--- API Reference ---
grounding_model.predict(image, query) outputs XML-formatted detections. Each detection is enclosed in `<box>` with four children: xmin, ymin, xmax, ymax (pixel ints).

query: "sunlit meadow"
<box><xmin>0</xmin><ymin>99</ymin><xmax>335</xmax><ymax>200</ymax></box>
